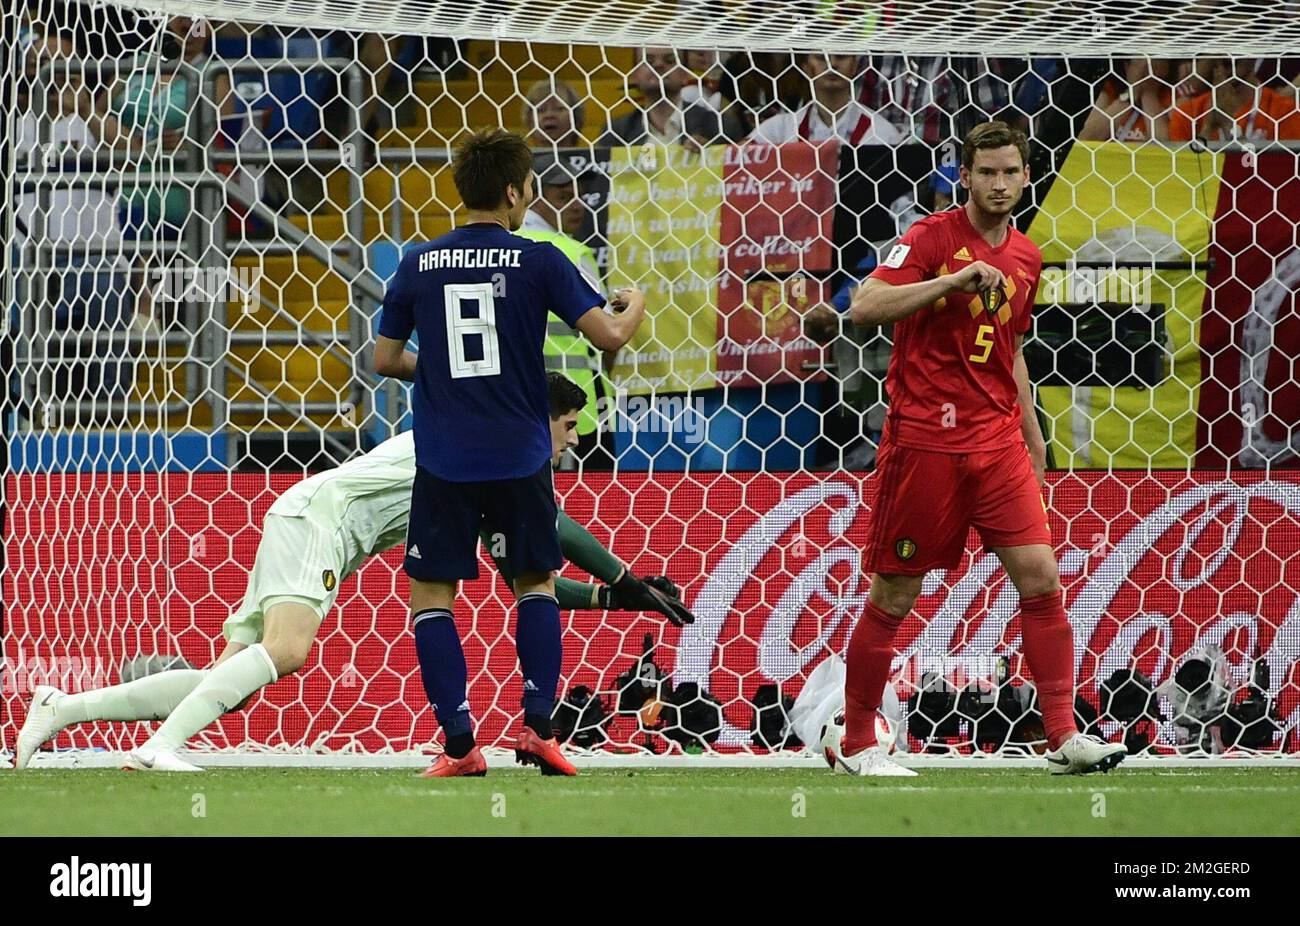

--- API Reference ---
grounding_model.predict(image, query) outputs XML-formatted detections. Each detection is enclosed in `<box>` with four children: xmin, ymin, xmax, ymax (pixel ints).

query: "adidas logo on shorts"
<box><xmin>408</xmin><ymin>545</ymin><xmax>422</xmax><ymax>559</ymax></box>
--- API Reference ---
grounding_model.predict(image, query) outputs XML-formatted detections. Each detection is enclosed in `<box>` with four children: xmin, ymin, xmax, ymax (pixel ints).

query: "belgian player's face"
<box><xmin>961</xmin><ymin>146</ymin><xmax>1028</xmax><ymax>218</ymax></box>
<box><xmin>550</xmin><ymin>410</ymin><xmax>581</xmax><ymax>464</ymax></box>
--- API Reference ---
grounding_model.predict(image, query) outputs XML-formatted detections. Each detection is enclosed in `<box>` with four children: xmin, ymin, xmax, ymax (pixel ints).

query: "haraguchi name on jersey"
<box><xmin>417</xmin><ymin>248</ymin><xmax>522</xmax><ymax>272</ymax></box>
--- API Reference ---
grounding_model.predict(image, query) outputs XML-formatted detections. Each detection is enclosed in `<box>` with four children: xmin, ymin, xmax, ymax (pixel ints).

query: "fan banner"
<box><xmin>714</xmin><ymin>276</ymin><xmax>830</xmax><ymax>388</ymax></box>
<box><xmin>605</xmin><ymin>144</ymin><xmax>726</xmax><ymax>393</ymax></box>
<box><xmin>719</xmin><ymin>140</ymin><xmax>838</xmax><ymax>278</ymax></box>
<box><xmin>1027</xmin><ymin>141</ymin><xmax>1220</xmax><ymax>470</ymax></box>
<box><xmin>1198</xmin><ymin>149</ymin><xmax>1300</xmax><ymax>469</ymax></box>
<box><xmin>1027</xmin><ymin>142</ymin><xmax>1300</xmax><ymax>471</ymax></box>
<box><xmin>605</xmin><ymin>141</ymin><xmax>847</xmax><ymax>394</ymax></box>
<box><xmin>5</xmin><ymin>469</ymin><xmax>1299</xmax><ymax>753</ymax></box>
<box><xmin>715</xmin><ymin>140</ymin><xmax>838</xmax><ymax>388</ymax></box>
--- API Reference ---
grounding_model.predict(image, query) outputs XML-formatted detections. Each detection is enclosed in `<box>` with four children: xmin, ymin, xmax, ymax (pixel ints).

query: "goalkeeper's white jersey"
<box><xmin>266</xmin><ymin>431</ymin><xmax>416</xmax><ymax>573</ymax></box>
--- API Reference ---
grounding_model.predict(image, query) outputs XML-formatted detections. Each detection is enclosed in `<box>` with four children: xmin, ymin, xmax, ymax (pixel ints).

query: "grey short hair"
<box><xmin>521</xmin><ymin>79</ymin><xmax>586</xmax><ymax>135</ymax></box>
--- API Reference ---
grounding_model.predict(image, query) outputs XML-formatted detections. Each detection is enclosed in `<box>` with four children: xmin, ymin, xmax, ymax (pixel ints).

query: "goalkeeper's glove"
<box><xmin>598</xmin><ymin>572</ymin><xmax>695</xmax><ymax>626</ymax></box>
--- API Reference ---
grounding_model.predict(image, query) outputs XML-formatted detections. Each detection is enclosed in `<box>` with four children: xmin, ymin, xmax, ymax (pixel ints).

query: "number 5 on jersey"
<box><xmin>444</xmin><ymin>282</ymin><xmax>501</xmax><ymax>378</ymax></box>
<box><xmin>969</xmin><ymin>324</ymin><xmax>994</xmax><ymax>364</ymax></box>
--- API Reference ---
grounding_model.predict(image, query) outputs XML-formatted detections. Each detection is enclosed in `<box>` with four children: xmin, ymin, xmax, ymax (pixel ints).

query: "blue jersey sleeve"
<box><xmin>541</xmin><ymin>243</ymin><xmax>604</xmax><ymax>328</ymax></box>
<box><xmin>377</xmin><ymin>251</ymin><xmax>417</xmax><ymax>341</ymax></box>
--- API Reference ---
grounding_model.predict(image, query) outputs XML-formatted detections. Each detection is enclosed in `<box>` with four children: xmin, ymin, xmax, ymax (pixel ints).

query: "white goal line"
<box><xmin>8</xmin><ymin>750</ymin><xmax>1299</xmax><ymax>770</ymax></box>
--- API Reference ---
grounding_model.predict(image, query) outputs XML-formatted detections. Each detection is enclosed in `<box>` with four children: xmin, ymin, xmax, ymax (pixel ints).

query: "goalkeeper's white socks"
<box><xmin>13</xmin><ymin>671</ymin><xmax>207</xmax><ymax>769</ymax></box>
<box><xmin>143</xmin><ymin>644</ymin><xmax>278</xmax><ymax>754</ymax></box>
<box><xmin>54</xmin><ymin>670</ymin><xmax>208</xmax><ymax>725</ymax></box>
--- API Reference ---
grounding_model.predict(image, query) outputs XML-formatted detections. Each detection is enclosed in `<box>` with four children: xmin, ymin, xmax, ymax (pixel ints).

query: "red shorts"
<box><xmin>863</xmin><ymin>438</ymin><xmax>1051</xmax><ymax>576</ymax></box>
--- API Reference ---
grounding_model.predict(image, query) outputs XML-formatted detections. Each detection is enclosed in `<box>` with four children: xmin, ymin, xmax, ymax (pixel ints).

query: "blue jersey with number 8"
<box><xmin>378</xmin><ymin>222</ymin><xmax>603</xmax><ymax>481</ymax></box>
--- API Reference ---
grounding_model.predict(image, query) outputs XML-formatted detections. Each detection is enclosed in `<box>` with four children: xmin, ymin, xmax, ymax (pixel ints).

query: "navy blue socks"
<box><xmin>413</xmin><ymin>608</ymin><xmax>474</xmax><ymax>758</ymax></box>
<box><xmin>516</xmin><ymin>593</ymin><xmax>561</xmax><ymax>739</ymax></box>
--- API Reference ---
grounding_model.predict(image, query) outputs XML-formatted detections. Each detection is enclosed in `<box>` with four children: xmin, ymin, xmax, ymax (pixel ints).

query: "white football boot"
<box><xmin>123</xmin><ymin>745</ymin><xmax>203</xmax><ymax>773</ymax></box>
<box><xmin>820</xmin><ymin>712</ymin><xmax>917</xmax><ymax>777</ymax></box>
<box><xmin>1044</xmin><ymin>733</ymin><xmax>1128</xmax><ymax>775</ymax></box>
<box><xmin>14</xmin><ymin>685</ymin><xmax>68</xmax><ymax>769</ymax></box>
<box><xmin>835</xmin><ymin>744</ymin><xmax>919</xmax><ymax>777</ymax></box>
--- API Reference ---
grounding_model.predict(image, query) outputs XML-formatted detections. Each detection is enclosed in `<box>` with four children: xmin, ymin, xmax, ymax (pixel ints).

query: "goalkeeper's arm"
<box><xmin>556</xmin><ymin>511</ymin><xmax>694</xmax><ymax>626</ymax></box>
<box><xmin>481</xmin><ymin>512</ymin><xmax>695</xmax><ymax>626</ymax></box>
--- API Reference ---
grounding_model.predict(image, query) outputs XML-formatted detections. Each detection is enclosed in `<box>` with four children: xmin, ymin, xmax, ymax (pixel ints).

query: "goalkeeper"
<box><xmin>14</xmin><ymin>373</ymin><xmax>694</xmax><ymax>772</ymax></box>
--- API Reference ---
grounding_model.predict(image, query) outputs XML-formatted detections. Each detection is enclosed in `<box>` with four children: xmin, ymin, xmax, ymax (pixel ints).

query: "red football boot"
<box><xmin>514</xmin><ymin>727</ymin><xmax>577</xmax><ymax>776</ymax></box>
<box><xmin>420</xmin><ymin>746</ymin><xmax>488</xmax><ymax>778</ymax></box>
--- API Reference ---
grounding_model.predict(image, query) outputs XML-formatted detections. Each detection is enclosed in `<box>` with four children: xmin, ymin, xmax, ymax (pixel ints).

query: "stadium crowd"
<box><xmin>11</xmin><ymin>1</ymin><xmax>1300</xmax><ymax>470</ymax></box>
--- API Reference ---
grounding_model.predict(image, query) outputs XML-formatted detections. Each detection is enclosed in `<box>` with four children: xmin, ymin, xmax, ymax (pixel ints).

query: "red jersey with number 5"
<box><xmin>868</xmin><ymin>208</ymin><xmax>1043</xmax><ymax>452</ymax></box>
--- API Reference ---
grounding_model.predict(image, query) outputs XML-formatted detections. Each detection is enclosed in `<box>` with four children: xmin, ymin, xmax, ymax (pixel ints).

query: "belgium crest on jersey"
<box><xmin>981</xmin><ymin>282</ymin><xmax>1010</xmax><ymax>316</ymax></box>
<box><xmin>322</xmin><ymin>569</ymin><xmax>337</xmax><ymax>592</ymax></box>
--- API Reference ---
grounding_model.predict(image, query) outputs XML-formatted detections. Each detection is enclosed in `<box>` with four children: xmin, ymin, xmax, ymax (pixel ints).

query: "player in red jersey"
<box><xmin>830</xmin><ymin>121</ymin><xmax>1128</xmax><ymax>777</ymax></box>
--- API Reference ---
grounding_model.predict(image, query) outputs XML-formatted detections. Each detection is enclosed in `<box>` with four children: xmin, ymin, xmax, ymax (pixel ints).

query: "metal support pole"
<box><xmin>31</xmin><ymin>67</ymin><xmax>54</xmax><ymax>432</ymax></box>
<box><xmin>384</xmin><ymin>170</ymin><xmax>404</xmax><ymax>437</ymax></box>
<box><xmin>344</xmin><ymin>64</ymin><xmax>369</xmax><ymax>447</ymax></box>
<box><xmin>184</xmin><ymin>64</ymin><xmax>203</xmax><ymax>412</ymax></box>
<box><xmin>195</xmin><ymin>69</ymin><xmax>234</xmax><ymax>467</ymax></box>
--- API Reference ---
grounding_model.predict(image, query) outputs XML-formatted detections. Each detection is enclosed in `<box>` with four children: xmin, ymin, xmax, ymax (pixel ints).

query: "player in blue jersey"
<box><xmin>374</xmin><ymin>129</ymin><xmax>645</xmax><ymax>777</ymax></box>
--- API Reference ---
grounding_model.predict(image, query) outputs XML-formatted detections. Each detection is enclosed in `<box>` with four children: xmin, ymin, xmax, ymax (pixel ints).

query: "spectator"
<box><xmin>803</xmin><ymin>254</ymin><xmax>895</xmax><ymax>470</ymax></box>
<box><xmin>518</xmin><ymin>159</ymin><xmax>611</xmax><ymax>467</ymax></box>
<box><xmin>680</xmin><ymin>49</ymin><xmax>725</xmax><ymax>111</ymax></box>
<box><xmin>748</xmin><ymin>53</ymin><xmax>904</xmax><ymax>145</ymax></box>
<box><xmin>1079</xmin><ymin>58</ymin><xmax>1174</xmax><ymax>142</ymax></box>
<box><xmin>15</xmin><ymin>7</ymin><xmax>73</xmax><ymax>110</ymax></box>
<box><xmin>732</xmin><ymin>51</ymin><xmax>804</xmax><ymax>132</ymax></box>
<box><xmin>521</xmin><ymin>79</ymin><xmax>587</xmax><ymax>148</ymax></box>
<box><xmin>1174</xmin><ymin>55</ymin><xmax>1223</xmax><ymax>102</ymax></box>
<box><xmin>14</xmin><ymin>19</ymin><xmax>132</xmax><ymax>420</ymax></box>
<box><xmin>857</xmin><ymin>54</ymin><xmax>1090</xmax><ymax>153</ymax></box>
<box><xmin>1248</xmin><ymin>56</ymin><xmax>1300</xmax><ymax>96</ymax></box>
<box><xmin>858</xmin><ymin>54</ymin><xmax>964</xmax><ymax>144</ymax></box>
<box><xmin>1255</xmin><ymin>56</ymin><xmax>1300</xmax><ymax>95</ymax></box>
<box><xmin>92</xmin><ymin>16</ymin><xmax>233</xmax><ymax>332</ymax></box>
<box><xmin>680</xmin><ymin>48</ymin><xmax>750</xmax><ymax>139</ymax></box>
<box><xmin>1169</xmin><ymin>57</ymin><xmax>1300</xmax><ymax>142</ymax></box>
<box><xmin>355</xmin><ymin>33</ymin><xmax>413</xmax><ymax>138</ymax></box>
<box><xmin>598</xmin><ymin>47</ymin><xmax>742</xmax><ymax>148</ymax></box>
<box><xmin>949</xmin><ymin>55</ymin><xmax>1097</xmax><ymax>217</ymax></box>
<box><xmin>520</xmin><ymin>161</ymin><xmax>600</xmax><ymax>282</ymax></box>
<box><xmin>955</xmin><ymin>56</ymin><xmax>1062</xmax><ymax>138</ymax></box>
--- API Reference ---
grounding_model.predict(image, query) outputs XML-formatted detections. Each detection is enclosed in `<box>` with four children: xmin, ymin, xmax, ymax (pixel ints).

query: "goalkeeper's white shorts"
<box><xmin>222</xmin><ymin>513</ymin><xmax>345</xmax><ymax>645</ymax></box>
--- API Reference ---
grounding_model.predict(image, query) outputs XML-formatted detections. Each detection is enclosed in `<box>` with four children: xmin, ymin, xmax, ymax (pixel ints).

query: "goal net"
<box><xmin>4</xmin><ymin>0</ymin><xmax>1299</xmax><ymax>765</ymax></box>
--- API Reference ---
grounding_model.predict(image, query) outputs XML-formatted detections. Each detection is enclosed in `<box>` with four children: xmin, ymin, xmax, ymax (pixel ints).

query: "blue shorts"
<box><xmin>404</xmin><ymin>463</ymin><xmax>562</xmax><ymax>582</ymax></box>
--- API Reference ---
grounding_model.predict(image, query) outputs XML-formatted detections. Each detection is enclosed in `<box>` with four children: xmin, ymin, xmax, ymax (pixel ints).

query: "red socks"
<box><xmin>1019</xmin><ymin>590</ymin><xmax>1079</xmax><ymax>750</ymax></box>
<box><xmin>843</xmin><ymin>600</ymin><xmax>904</xmax><ymax>755</ymax></box>
<box><xmin>844</xmin><ymin>590</ymin><xmax>1077</xmax><ymax>754</ymax></box>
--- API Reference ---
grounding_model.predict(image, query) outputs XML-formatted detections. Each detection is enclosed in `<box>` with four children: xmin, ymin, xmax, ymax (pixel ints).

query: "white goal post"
<box><xmin>4</xmin><ymin>0</ymin><xmax>1300</xmax><ymax>767</ymax></box>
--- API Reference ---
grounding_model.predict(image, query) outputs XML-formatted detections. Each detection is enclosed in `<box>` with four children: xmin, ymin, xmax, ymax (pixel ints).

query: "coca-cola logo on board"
<box><xmin>671</xmin><ymin>477</ymin><xmax>1300</xmax><ymax>746</ymax></box>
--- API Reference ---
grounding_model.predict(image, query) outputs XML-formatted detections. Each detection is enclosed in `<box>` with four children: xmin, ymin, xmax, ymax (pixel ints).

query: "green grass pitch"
<box><xmin>3</xmin><ymin>767</ymin><xmax>1299</xmax><ymax>835</ymax></box>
